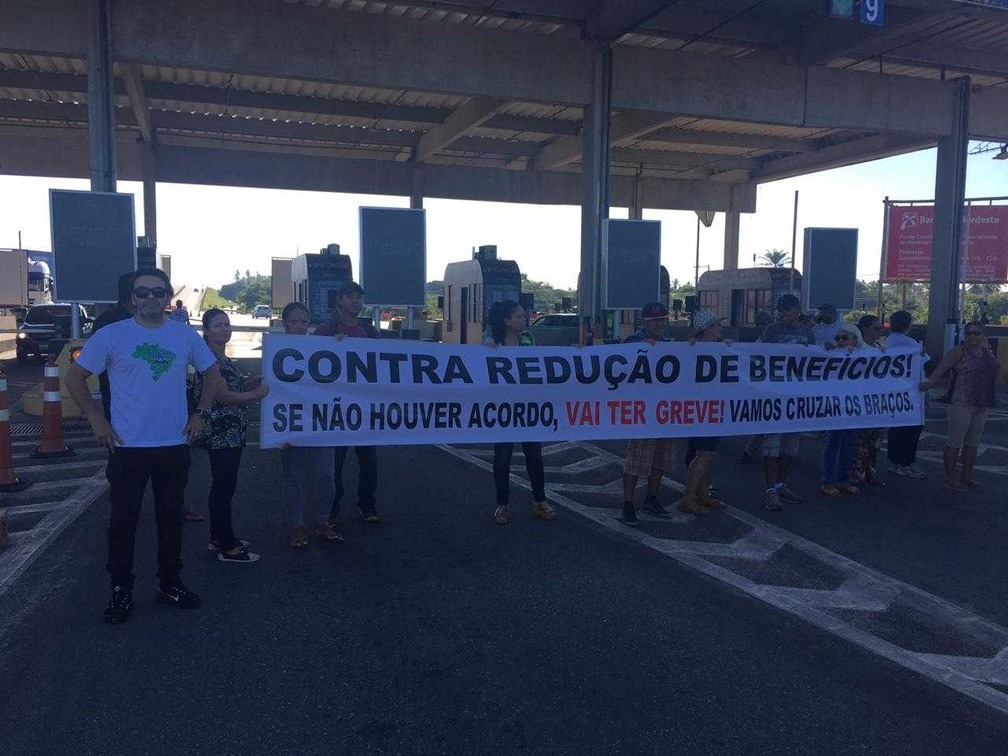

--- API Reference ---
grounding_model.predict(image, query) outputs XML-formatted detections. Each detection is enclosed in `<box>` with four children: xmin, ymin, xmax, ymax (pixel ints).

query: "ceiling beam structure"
<box><xmin>413</xmin><ymin>97</ymin><xmax>506</xmax><ymax>162</ymax></box>
<box><xmin>536</xmin><ymin>111</ymin><xmax>673</xmax><ymax>171</ymax></box>
<box><xmin>2</xmin><ymin>0</ymin><xmax>1005</xmax><ymax>140</ymax></box>
<box><xmin>121</xmin><ymin>62</ymin><xmax>152</xmax><ymax>143</ymax></box>
<box><xmin>754</xmin><ymin>134</ymin><xmax>935</xmax><ymax>183</ymax></box>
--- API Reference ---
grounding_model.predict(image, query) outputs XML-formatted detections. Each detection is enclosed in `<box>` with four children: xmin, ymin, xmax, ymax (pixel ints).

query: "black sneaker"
<box><xmin>103</xmin><ymin>585</ymin><xmax>133</xmax><ymax>625</ymax></box>
<box><xmin>207</xmin><ymin>538</ymin><xmax>250</xmax><ymax>552</ymax></box>
<box><xmin>359</xmin><ymin>506</ymin><xmax>381</xmax><ymax>523</ymax></box>
<box><xmin>217</xmin><ymin>545</ymin><xmax>261</xmax><ymax>564</ymax></box>
<box><xmin>642</xmin><ymin>495</ymin><xmax>670</xmax><ymax>517</ymax></box>
<box><xmin>157</xmin><ymin>581</ymin><xmax>201</xmax><ymax>609</ymax></box>
<box><xmin>621</xmin><ymin>504</ymin><xmax>640</xmax><ymax>526</ymax></box>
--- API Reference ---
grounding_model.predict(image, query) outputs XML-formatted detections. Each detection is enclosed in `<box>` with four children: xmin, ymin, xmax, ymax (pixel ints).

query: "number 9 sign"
<box><xmin>861</xmin><ymin>0</ymin><xmax>885</xmax><ymax>26</ymax></box>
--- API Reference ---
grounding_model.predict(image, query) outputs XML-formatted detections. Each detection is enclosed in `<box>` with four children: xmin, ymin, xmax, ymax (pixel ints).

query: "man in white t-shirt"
<box><xmin>883</xmin><ymin>309</ymin><xmax>929</xmax><ymax>479</ymax></box>
<box><xmin>811</xmin><ymin>303</ymin><xmax>842</xmax><ymax>346</ymax></box>
<box><xmin>65</xmin><ymin>269</ymin><xmax>223</xmax><ymax>625</ymax></box>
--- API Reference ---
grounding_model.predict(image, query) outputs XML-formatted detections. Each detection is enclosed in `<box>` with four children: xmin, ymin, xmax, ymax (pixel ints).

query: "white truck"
<box><xmin>0</xmin><ymin>248</ymin><xmax>29</xmax><ymax>312</ymax></box>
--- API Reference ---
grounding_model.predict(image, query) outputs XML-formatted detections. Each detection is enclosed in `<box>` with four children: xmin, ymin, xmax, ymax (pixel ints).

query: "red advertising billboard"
<box><xmin>883</xmin><ymin>204</ymin><xmax>1008</xmax><ymax>283</ymax></box>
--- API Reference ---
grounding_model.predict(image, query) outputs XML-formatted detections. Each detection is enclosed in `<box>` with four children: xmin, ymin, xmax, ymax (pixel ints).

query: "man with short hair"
<box><xmin>314</xmin><ymin>280</ymin><xmax>382</xmax><ymax>525</ymax></box>
<box><xmin>168</xmin><ymin>299</ymin><xmax>190</xmax><ymax>324</ymax></box>
<box><xmin>65</xmin><ymin>269</ymin><xmax>223</xmax><ymax>624</ymax></box>
<box><xmin>760</xmin><ymin>294</ymin><xmax>815</xmax><ymax>511</ymax></box>
<box><xmin>620</xmin><ymin>302</ymin><xmax>675</xmax><ymax>525</ymax></box>
<box><xmin>812</xmin><ymin>303</ymin><xmax>841</xmax><ymax>346</ymax></box>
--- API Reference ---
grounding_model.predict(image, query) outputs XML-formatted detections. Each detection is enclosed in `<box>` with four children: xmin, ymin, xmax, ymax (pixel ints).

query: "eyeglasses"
<box><xmin>836</xmin><ymin>335</ymin><xmax>851</xmax><ymax>341</ymax></box>
<box><xmin>965</xmin><ymin>330</ymin><xmax>982</xmax><ymax>336</ymax></box>
<box><xmin>133</xmin><ymin>287</ymin><xmax>168</xmax><ymax>299</ymax></box>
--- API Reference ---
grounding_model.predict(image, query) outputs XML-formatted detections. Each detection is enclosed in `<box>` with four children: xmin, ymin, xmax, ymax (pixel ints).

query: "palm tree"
<box><xmin>758</xmin><ymin>248</ymin><xmax>789</xmax><ymax>268</ymax></box>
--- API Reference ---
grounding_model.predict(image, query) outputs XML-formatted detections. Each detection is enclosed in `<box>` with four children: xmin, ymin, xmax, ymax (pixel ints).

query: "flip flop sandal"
<box><xmin>961</xmin><ymin>480</ymin><xmax>983</xmax><ymax>491</ymax></box>
<box><xmin>699</xmin><ymin>498</ymin><xmax>727</xmax><ymax>510</ymax></box>
<box><xmin>944</xmin><ymin>480</ymin><xmax>969</xmax><ymax>491</ymax></box>
<box><xmin>290</xmin><ymin>530</ymin><xmax>309</xmax><ymax>549</ymax></box>
<box><xmin>820</xmin><ymin>485</ymin><xmax>841</xmax><ymax>498</ymax></box>
<box><xmin>183</xmin><ymin>510</ymin><xmax>205</xmax><ymax>523</ymax></box>
<box><xmin>677</xmin><ymin>501</ymin><xmax>711</xmax><ymax>515</ymax></box>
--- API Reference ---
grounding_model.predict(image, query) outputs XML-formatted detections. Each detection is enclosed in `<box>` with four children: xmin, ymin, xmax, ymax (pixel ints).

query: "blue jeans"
<box><xmin>822</xmin><ymin>430</ymin><xmax>858</xmax><ymax>486</ymax></box>
<box><xmin>280</xmin><ymin>446</ymin><xmax>336</xmax><ymax>527</ymax></box>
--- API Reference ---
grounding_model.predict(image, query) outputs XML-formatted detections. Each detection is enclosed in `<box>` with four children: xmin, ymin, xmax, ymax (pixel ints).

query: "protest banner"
<box><xmin>259</xmin><ymin>336</ymin><xmax>925</xmax><ymax>448</ymax></box>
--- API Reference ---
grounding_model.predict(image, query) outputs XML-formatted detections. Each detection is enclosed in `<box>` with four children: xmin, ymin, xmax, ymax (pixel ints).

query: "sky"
<box><xmin>0</xmin><ymin>144</ymin><xmax>1005</xmax><ymax>293</ymax></box>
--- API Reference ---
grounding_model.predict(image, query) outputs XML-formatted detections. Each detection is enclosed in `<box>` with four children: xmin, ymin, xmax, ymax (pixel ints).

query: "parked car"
<box><xmin>16</xmin><ymin>303</ymin><xmax>92</xmax><ymax>363</ymax></box>
<box><xmin>527</xmin><ymin>313</ymin><xmax>580</xmax><ymax>346</ymax></box>
<box><xmin>252</xmin><ymin>304</ymin><xmax>271</xmax><ymax>319</ymax></box>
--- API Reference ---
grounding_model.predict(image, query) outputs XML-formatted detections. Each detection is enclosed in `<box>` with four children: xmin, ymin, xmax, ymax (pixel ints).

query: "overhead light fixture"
<box><xmin>995</xmin><ymin>145</ymin><xmax>1008</xmax><ymax>161</ymax></box>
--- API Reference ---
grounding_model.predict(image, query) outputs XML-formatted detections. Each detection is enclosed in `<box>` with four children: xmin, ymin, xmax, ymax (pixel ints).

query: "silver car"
<box><xmin>527</xmin><ymin>313</ymin><xmax>580</xmax><ymax>346</ymax></box>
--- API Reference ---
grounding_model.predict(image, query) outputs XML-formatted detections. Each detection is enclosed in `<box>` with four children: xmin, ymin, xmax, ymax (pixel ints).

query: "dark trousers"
<box><xmin>332</xmin><ymin>445</ymin><xmax>378</xmax><ymax>515</ymax></box>
<box><xmin>106</xmin><ymin>445</ymin><xmax>190</xmax><ymax>589</ymax></box>
<box><xmin>206</xmin><ymin>446</ymin><xmax>243</xmax><ymax>551</ymax></box>
<box><xmin>493</xmin><ymin>442</ymin><xmax>546</xmax><ymax>506</ymax></box>
<box><xmin>887</xmin><ymin>425</ymin><xmax>924</xmax><ymax>466</ymax></box>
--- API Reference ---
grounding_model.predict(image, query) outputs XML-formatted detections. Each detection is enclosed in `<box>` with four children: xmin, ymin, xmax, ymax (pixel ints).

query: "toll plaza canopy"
<box><xmin>1</xmin><ymin>0</ymin><xmax>1007</xmax><ymax>350</ymax></box>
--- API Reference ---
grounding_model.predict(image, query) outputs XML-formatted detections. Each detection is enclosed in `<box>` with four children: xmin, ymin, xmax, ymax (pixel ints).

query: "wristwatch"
<box><xmin>193</xmin><ymin>408</ymin><xmax>211</xmax><ymax>419</ymax></box>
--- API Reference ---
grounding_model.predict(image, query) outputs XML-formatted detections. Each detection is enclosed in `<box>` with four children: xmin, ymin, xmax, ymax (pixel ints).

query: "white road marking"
<box><xmin>439</xmin><ymin>440</ymin><xmax>1008</xmax><ymax>716</ymax></box>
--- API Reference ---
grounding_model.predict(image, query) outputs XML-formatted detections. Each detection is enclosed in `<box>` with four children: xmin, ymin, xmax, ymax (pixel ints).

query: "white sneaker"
<box><xmin>903</xmin><ymin>465</ymin><xmax>927</xmax><ymax>479</ymax></box>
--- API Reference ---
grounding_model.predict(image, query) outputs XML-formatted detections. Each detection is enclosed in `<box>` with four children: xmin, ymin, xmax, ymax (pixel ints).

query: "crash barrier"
<box><xmin>31</xmin><ymin>362</ymin><xmax>74</xmax><ymax>459</ymax></box>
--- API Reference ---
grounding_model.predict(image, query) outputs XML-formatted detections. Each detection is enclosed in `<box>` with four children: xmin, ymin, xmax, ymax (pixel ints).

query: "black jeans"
<box><xmin>105</xmin><ymin>445</ymin><xmax>190</xmax><ymax>589</ymax></box>
<box><xmin>332</xmin><ymin>445</ymin><xmax>378</xmax><ymax>516</ymax></box>
<box><xmin>206</xmin><ymin>446</ymin><xmax>243</xmax><ymax>551</ymax></box>
<box><xmin>493</xmin><ymin>442</ymin><xmax>546</xmax><ymax>506</ymax></box>
<box><xmin>887</xmin><ymin>425</ymin><xmax>924</xmax><ymax>466</ymax></box>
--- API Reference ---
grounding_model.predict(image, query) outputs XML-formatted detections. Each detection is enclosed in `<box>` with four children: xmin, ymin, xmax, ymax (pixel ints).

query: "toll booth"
<box><xmin>442</xmin><ymin>245</ymin><xmax>521</xmax><ymax>344</ymax></box>
<box><xmin>271</xmin><ymin>257</ymin><xmax>294</xmax><ymax>316</ymax></box>
<box><xmin>291</xmin><ymin>243</ymin><xmax>353</xmax><ymax>323</ymax></box>
<box><xmin>697</xmin><ymin>268</ymin><xmax>802</xmax><ymax>327</ymax></box>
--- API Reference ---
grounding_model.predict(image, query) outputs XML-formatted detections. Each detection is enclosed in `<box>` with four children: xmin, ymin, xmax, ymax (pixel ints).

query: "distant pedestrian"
<box><xmin>812</xmin><ymin>303</ymin><xmax>841</xmax><ymax>346</ymax></box>
<box><xmin>484</xmin><ymin>300</ymin><xmax>556</xmax><ymax>525</ymax></box>
<box><xmin>850</xmin><ymin>315</ymin><xmax>886</xmax><ymax>487</ymax></box>
<box><xmin>680</xmin><ymin>309</ymin><xmax>731</xmax><ymax>514</ymax></box>
<box><xmin>920</xmin><ymin>321</ymin><xmax>1007</xmax><ymax>491</ymax></box>
<box><xmin>190</xmin><ymin>309</ymin><xmax>269</xmax><ymax>563</ymax></box>
<box><xmin>738</xmin><ymin>309</ymin><xmax>773</xmax><ymax>463</ymax></box>
<box><xmin>168</xmin><ymin>299</ymin><xmax>191</xmax><ymax>324</ymax></box>
<box><xmin>820</xmin><ymin>323</ymin><xmax>864</xmax><ymax>498</ymax></box>
<box><xmin>620</xmin><ymin>302</ymin><xmax>675</xmax><ymax>525</ymax></box>
<box><xmin>314</xmin><ymin>281</ymin><xmax>383</xmax><ymax>524</ymax></box>
<box><xmin>278</xmin><ymin>302</ymin><xmax>342</xmax><ymax>546</ymax></box>
<box><xmin>885</xmin><ymin>310</ymin><xmax>927</xmax><ymax>479</ymax></box>
<box><xmin>92</xmin><ymin>272</ymin><xmax>136</xmax><ymax>421</ymax></box>
<box><xmin>759</xmin><ymin>294</ymin><xmax>815</xmax><ymax>511</ymax></box>
<box><xmin>64</xmin><ymin>269</ymin><xmax>223</xmax><ymax>624</ymax></box>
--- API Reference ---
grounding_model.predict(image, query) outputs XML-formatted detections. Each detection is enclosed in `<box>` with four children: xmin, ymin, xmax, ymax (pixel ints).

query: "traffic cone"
<box><xmin>0</xmin><ymin>372</ymin><xmax>31</xmax><ymax>491</ymax></box>
<box><xmin>31</xmin><ymin>362</ymin><xmax>75</xmax><ymax>459</ymax></box>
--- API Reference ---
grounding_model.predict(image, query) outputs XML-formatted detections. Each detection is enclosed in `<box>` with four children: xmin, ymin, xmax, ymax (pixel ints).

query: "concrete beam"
<box><xmin>611</xmin><ymin>148</ymin><xmax>762</xmax><ymax>172</ymax></box>
<box><xmin>795</xmin><ymin>6</ymin><xmax>943</xmax><ymax>66</ymax></box>
<box><xmin>413</xmin><ymin>97</ymin><xmax>505</xmax><ymax>162</ymax></box>
<box><xmin>883</xmin><ymin>41</ymin><xmax>1008</xmax><ymax>80</ymax></box>
<box><xmin>121</xmin><ymin>63</ymin><xmax>152</xmax><ymax>143</ymax></box>
<box><xmin>971</xmin><ymin>86</ymin><xmax>1008</xmax><ymax>143</ymax></box>
<box><xmin>0</xmin><ymin>127</ymin><xmax>756</xmax><ymax>213</ymax></box>
<box><xmin>754</xmin><ymin>134</ymin><xmax>933</xmax><ymax>182</ymax></box>
<box><xmin>537</xmin><ymin>111</ymin><xmax>670</xmax><ymax>171</ymax></box>
<box><xmin>644</xmin><ymin>128</ymin><xmax>819</xmax><ymax>153</ymax></box>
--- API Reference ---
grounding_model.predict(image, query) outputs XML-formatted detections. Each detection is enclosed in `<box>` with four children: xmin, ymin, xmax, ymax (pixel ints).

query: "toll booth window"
<box><xmin>446</xmin><ymin>286</ymin><xmax>452</xmax><ymax>322</ymax></box>
<box><xmin>746</xmin><ymin>289</ymin><xmax>772</xmax><ymax>323</ymax></box>
<box><xmin>698</xmin><ymin>291</ymin><xmax>718</xmax><ymax>311</ymax></box>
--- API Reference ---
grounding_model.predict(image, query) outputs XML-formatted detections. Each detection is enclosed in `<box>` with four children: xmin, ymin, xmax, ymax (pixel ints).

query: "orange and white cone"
<box><xmin>0</xmin><ymin>371</ymin><xmax>31</xmax><ymax>492</ymax></box>
<box><xmin>31</xmin><ymin>362</ymin><xmax>75</xmax><ymax>459</ymax></box>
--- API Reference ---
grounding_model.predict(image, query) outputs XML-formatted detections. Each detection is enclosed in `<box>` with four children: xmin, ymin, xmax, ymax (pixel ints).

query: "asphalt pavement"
<box><xmin>2</xmin><ymin>353</ymin><xmax>1008</xmax><ymax>754</ymax></box>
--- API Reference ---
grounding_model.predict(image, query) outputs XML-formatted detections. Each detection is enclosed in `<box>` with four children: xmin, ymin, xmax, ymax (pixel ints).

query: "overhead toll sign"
<box><xmin>359</xmin><ymin>207</ymin><xmax>426</xmax><ymax>307</ymax></box>
<box><xmin>861</xmin><ymin>0</ymin><xmax>884</xmax><ymax>26</ymax></box>
<box><xmin>883</xmin><ymin>203</ymin><xmax>1008</xmax><ymax>283</ymax></box>
<box><xmin>50</xmin><ymin>190</ymin><xmax>136</xmax><ymax>302</ymax></box>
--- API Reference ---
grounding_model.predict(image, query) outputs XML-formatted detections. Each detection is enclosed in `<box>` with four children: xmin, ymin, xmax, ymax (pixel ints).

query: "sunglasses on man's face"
<box><xmin>836</xmin><ymin>335</ymin><xmax>852</xmax><ymax>341</ymax></box>
<box><xmin>966</xmin><ymin>330</ymin><xmax>982</xmax><ymax>336</ymax></box>
<box><xmin>134</xmin><ymin>287</ymin><xmax>169</xmax><ymax>299</ymax></box>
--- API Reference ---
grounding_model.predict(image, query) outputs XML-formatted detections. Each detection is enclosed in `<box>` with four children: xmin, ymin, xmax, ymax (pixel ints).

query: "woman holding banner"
<box><xmin>820</xmin><ymin>323</ymin><xmax>864</xmax><ymax>498</ymax></box>
<box><xmin>484</xmin><ymin>301</ymin><xmax>557</xmax><ymax>525</ymax></box>
<box><xmin>850</xmin><ymin>315</ymin><xmax>887</xmax><ymax>488</ymax></box>
<box><xmin>190</xmin><ymin>309</ymin><xmax>269</xmax><ymax>563</ymax></box>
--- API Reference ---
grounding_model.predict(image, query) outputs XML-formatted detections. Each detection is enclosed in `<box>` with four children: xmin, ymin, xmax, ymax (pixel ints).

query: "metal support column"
<box><xmin>926</xmin><ymin>76</ymin><xmax>971</xmax><ymax>358</ymax></box>
<box><xmin>87</xmin><ymin>0</ymin><xmax>116</xmax><ymax>193</ymax></box>
<box><xmin>629</xmin><ymin>169</ymin><xmax>643</xmax><ymax>220</ymax></box>
<box><xmin>578</xmin><ymin>41</ymin><xmax>613</xmax><ymax>343</ymax></box>
<box><xmin>407</xmin><ymin>178</ymin><xmax>423</xmax><ymax>335</ymax></box>
<box><xmin>723</xmin><ymin>211</ymin><xmax>740</xmax><ymax>271</ymax></box>
<box><xmin>141</xmin><ymin>144</ymin><xmax>157</xmax><ymax>245</ymax></box>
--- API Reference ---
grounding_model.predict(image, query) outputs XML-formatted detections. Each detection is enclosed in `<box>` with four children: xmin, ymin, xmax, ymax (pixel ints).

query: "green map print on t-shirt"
<box><xmin>132</xmin><ymin>342</ymin><xmax>177</xmax><ymax>381</ymax></box>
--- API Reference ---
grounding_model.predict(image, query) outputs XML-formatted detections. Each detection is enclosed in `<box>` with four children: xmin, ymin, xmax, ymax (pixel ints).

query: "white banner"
<box><xmin>259</xmin><ymin>335</ymin><xmax>925</xmax><ymax>448</ymax></box>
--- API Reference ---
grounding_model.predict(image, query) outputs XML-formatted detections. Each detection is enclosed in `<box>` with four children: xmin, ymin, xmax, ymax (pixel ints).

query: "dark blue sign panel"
<box><xmin>359</xmin><ymin>207</ymin><xmax>426</xmax><ymax>306</ymax></box>
<box><xmin>602</xmin><ymin>219</ymin><xmax>661</xmax><ymax>310</ymax></box>
<box><xmin>802</xmin><ymin>228</ymin><xmax>858</xmax><ymax>311</ymax></box>
<box><xmin>861</xmin><ymin>0</ymin><xmax>884</xmax><ymax>26</ymax></box>
<box><xmin>50</xmin><ymin>190</ymin><xmax>136</xmax><ymax>302</ymax></box>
